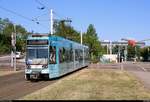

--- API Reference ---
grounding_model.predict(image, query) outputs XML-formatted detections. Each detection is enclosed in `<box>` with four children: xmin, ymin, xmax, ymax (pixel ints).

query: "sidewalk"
<box><xmin>130</xmin><ymin>71</ymin><xmax>150</xmax><ymax>90</ymax></box>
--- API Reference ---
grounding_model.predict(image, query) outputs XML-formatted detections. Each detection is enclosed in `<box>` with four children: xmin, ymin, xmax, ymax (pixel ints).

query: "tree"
<box><xmin>15</xmin><ymin>25</ymin><xmax>28</xmax><ymax>52</ymax></box>
<box><xmin>0</xmin><ymin>18</ymin><xmax>10</xmax><ymax>33</ymax></box>
<box><xmin>54</xmin><ymin>21</ymin><xmax>103</xmax><ymax>63</ymax></box>
<box><xmin>140</xmin><ymin>46</ymin><xmax>150</xmax><ymax>61</ymax></box>
<box><xmin>127</xmin><ymin>45</ymin><xmax>141</xmax><ymax>61</ymax></box>
<box><xmin>83</xmin><ymin>24</ymin><xmax>102</xmax><ymax>61</ymax></box>
<box><xmin>0</xmin><ymin>18</ymin><xmax>28</xmax><ymax>54</ymax></box>
<box><xmin>53</xmin><ymin>20</ymin><xmax>80</xmax><ymax>42</ymax></box>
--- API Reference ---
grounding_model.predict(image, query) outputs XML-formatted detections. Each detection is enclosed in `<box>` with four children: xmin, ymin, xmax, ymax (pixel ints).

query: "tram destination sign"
<box><xmin>27</xmin><ymin>40</ymin><xmax>48</xmax><ymax>45</ymax></box>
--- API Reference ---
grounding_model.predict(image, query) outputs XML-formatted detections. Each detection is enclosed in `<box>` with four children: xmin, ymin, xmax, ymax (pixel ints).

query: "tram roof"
<box><xmin>27</xmin><ymin>34</ymin><xmax>88</xmax><ymax>48</ymax></box>
<box><xmin>49</xmin><ymin>36</ymin><xmax>88</xmax><ymax>48</ymax></box>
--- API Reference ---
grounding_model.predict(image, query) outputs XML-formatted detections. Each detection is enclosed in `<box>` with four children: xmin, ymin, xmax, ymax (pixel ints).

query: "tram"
<box><xmin>25</xmin><ymin>34</ymin><xmax>90</xmax><ymax>80</ymax></box>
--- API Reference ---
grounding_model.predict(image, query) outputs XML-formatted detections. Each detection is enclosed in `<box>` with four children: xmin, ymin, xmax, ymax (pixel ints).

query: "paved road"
<box><xmin>0</xmin><ymin>55</ymin><xmax>11</xmax><ymax>63</ymax></box>
<box><xmin>0</xmin><ymin>55</ymin><xmax>25</xmax><ymax>71</ymax></box>
<box><xmin>122</xmin><ymin>62</ymin><xmax>145</xmax><ymax>72</ymax></box>
<box><xmin>0</xmin><ymin>71</ymin><xmax>57</xmax><ymax>100</ymax></box>
<box><xmin>0</xmin><ymin>55</ymin><xmax>56</xmax><ymax>100</ymax></box>
<box><xmin>123</xmin><ymin>62</ymin><xmax>150</xmax><ymax>90</ymax></box>
<box><xmin>0</xmin><ymin>63</ymin><xmax>84</xmax><ymax>100</ymax></box>
<box><xmin>90</xmin><ymin>62</ymin><xmax>150</xmax><ymax>72</ymax></box>
<box><xmin>89</xmin><ymin>63</ymin><xmax>121</xmax><ymax>70</ymax></box>
<box><xmin>90</xmin><ymin>62</ymin><xmax>150</xmax><ymax>90</ymax></box>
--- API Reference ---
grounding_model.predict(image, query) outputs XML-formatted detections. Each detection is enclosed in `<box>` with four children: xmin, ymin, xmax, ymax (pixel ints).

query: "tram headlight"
<box><xmin>42</xmin><ymin>64</ymin><xmax>48</xmax><ymax>69</ymax></box>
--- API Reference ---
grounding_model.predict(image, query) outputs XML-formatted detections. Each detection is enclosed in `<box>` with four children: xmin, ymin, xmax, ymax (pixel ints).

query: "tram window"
<box><xmin>79</xmin><ymin>49</ymin><xmax>83</xmax><ymax>61</ymax></box>
<box><xmin>59</xmin><ymin>47</ymin><xmax>65</xmax><ymax>63</ymax></box>
<box><xmin>49</xmin><ymin>46</ymin><xmax>56</xmax><ymax>64</ymax></box>
<box><xmin>59</xmin><ymin>47</ymin><xmax>75</xmax><ymax>63</ymax></box>
<box><xmin>75</xmin><ymin>49</ymin><xmax>79</xmax><ymax>61</ymax></box>
<box><xmin>85</xmin><ymin>48</ymin><xmax>90</xmax><ymax>61</ymax></box>
<box><xmin>59</xmin><ymin>48</ymin><xmax>63</xmax><ymax>63</ymax></box>
<box><xmin>62</xmin><ymin>48</ymin><xmax>66</xmax><ymax>62</ymax></box>
<box><xmin>66</xmin><ymin>49</ymin><xmax>70</xmax><ymax>62</ymax></box>
<box><xmin>70</xmin><ymin>48</ymin><xmax>73</xmax><ymax>61</ymax></box>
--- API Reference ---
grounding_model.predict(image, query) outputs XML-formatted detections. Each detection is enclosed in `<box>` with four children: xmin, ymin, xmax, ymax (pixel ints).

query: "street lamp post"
<box><xmin>80</xmin><ymin>30</ymin><xmax>84</xmax><ymax>66</ymax></box>
<box><xmin>134</xmin><ymin>46</ymin><xmax>137</xmax><ymax>62</ymax></box>
<box><xmin>124</xmin><ymin>45</ymin><xmax>127</xmax><ymax>62</ymax></box>
<box><xmin>50</xmin><ymin>9</ymin><xmax>53</xmax><ymax>35</ymax></box>
<box><xmin>11</xmin><ymin>33</ymin><xmax>14</xmax><ymax>67</ymax></box>
<box><xmin>11</xmin><ymin>24</ymin><xmax>16</xmax><ymax>71</ymax></box>
<box><xmin>118</xmin><ymin>44</ymin><xmax>120</xmax><ymax>63</ymax></box>
<box><xmin>14</xmin><ymin>24</ymin><xmax>16</xmax><ymax>71</ymax></box>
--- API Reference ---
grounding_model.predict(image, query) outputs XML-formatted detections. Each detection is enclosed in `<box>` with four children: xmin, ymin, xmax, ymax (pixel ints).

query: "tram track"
<box><xmin>0</xmin><ymin>71</ymin><xmax>57</xmax><ymax>100</ymax></box>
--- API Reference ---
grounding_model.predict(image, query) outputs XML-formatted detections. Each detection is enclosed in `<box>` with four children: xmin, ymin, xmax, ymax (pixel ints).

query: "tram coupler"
<box><xmin>30</xmin><ymin>72</ymin><xmax>40</xmax><ymax>80</ymax></box>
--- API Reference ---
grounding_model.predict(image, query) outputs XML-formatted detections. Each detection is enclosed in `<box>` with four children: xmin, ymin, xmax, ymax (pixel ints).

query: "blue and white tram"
<box><xmin>25</xmin><ymin>34</ymin><xmax>90</xmax><ymax>80</ymax></box>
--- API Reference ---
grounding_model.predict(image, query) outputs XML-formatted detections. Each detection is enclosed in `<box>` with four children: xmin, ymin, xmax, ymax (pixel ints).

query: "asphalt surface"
<box><xmin>89</xmin><ymin>62</ymin><xmax>150</xmax><ymax>72</ymax></box>
<box><xmin>0</xmin><ymin>71</ymin><xmax>57</xmax><ymax>100</ymax></box>
<box><xmin>0</xmin><ymin>55</ymin><xmax>10</xmax><ymax>62</ymax></box>
<box><xmin>0</xmin><ymin>55</ymin><xmax>84</xmax><ymax>100</ymax></box>
<box><xmin>0</xmin><ymin>58</ymin><xmax>150</xmax><ymax>100</ymax></box>
<box><xmin>0</xmin><ymin>55</ymin><xmax>25</xmax><ymax>71</ymax></box>
<box><xmin>0</xmin><ymin>55</ymin><xmax>57</xmax><ymax>100</ymax></box>
<box><xmin>124</xmin><ymin>62</ymin><xmax>150</xmax><ymax>90</ymax></box>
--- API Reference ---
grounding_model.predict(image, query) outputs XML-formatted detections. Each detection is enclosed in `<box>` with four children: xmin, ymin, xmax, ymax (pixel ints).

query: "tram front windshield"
<box><xmin>26</xmin><ymin>48</ymin><xmax>48</xmax><ymax>65</ymax></box>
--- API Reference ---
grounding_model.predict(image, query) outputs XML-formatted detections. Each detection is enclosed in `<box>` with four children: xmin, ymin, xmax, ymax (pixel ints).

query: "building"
<box><xmin>101</xmin><ymin>40</ymin><xmax>145</xmax><ymax>62</ymax></box>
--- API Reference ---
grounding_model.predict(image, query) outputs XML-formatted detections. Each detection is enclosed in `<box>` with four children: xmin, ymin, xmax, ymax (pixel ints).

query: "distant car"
<box><xmin>15</xmin><ymin>52</ymin><xmax>21</xmax><ymax>59</ymax></box>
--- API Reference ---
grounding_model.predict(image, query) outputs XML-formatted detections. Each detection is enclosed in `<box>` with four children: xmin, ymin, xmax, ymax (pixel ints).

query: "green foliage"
<box><xmin>0</xmin><ymin>18</ymin><xmax>11</xmax><ymax>33</ymax></box>
<box><xmin>0</xmin><ymin>18</ymin><xmax>28</xmax><ymax>54</ymax></box>
<box><xmin>127</xmin><ymin>45</ymin><xmax>141</xmax><ymax>61</ymax></box>
<box><xmin>54</xmin><ymin>22</ymin><xmax>103</xmax><ymax>62</ymax></box>
<box><xmin>54</xmin><ymin>20</ymin><xmax>80</xmax><ymax>42</ymax></box>
<box><xmin>3</xmin><ymin>23</ymin><xmax>14</xmax><ymax>36</ymax></box>
<box><xmin>83</xmin><ymin>24</ymin><xmax>102</xmax><ymax>62</ymax></box>
<box><xmin>140</xmin><ymin>47</ymin><xmax>150</xmax><ymax>61</ymax></box>
<box><xmin>0</xmin><ymin>42</ymin><xmax>10</xmax><ymax>54</ymax></box>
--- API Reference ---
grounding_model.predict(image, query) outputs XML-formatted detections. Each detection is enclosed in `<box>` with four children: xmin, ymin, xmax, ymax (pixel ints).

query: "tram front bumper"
<box><xmin>30</xmin><ymin>71</ymin><xmax>40</xmax><ymax>79</ymax></box>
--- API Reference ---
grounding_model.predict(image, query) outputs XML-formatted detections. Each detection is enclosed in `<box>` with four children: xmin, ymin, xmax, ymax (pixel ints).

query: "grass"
<box><xmin>21</xmin><ymin>68</ymin><xmax>150</xmax><ymax>100</ymax></box>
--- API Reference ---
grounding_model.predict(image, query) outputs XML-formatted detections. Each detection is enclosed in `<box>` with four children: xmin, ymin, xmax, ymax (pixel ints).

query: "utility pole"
<box><xmin>11</xmin><ymin>33</ymin><xmax>14</xmax><ymax>67</ymax></box>
<box><xmin>118</xmin><ymin>44</ymin><xmax>120</xmax><ymax>63</ymax></box>
<box><xmin>134</xmin><ymin>46</ymin><xmax>137</xmax><ymax>62</ymax></box>
<box><xmin>109</xmin><ymin>41</ymin><xmax>112</xmax><ymax>54</ymax></box>
<box><xmin>50</xmin><ymin>9</ymin><xmax>53</xmax><ymax>35</ymax></box>
<box><xmin>124</xmin><ymin>45</ymin><xmax>127</xmax><ymax>62</ymax></box>
<box><xmin>107</xmin><ymin>44</ymin><xmax>109</xmax><ymax>54</ymax></box>
<box><xmin>14</xmin><ymin>24</ymin><xmax>16</xmax><ymax>71</ymax></box>
<box><xmin>81</xmin><ymin>30</ymin><xmax>84</xmax><ymax>66</ymax></box>
<box><xmin>81</xmin><ymin>30</ymin><xmax>83</xmax><ymax>45</ymax></box>
<box><xmin>11</xmin><ymin>24</ymin><xmax>16</xmax><ymax>71</ymax></box>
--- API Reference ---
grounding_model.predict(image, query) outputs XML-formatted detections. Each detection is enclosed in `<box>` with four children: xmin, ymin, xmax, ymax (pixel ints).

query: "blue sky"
<box><xmin>0</xmin><ymin>0</ymin><xmax>150</xmax><ymax>45</ymax></box>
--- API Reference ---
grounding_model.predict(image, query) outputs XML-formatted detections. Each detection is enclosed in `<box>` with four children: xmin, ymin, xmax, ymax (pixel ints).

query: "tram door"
<box><xmin>49</xmin><ymin>46</ymin><xmax>56</xmax><ymax>64</ymax></box>
<box><xmin>49</xmin><ymin>46</ymin><xmax>60</xmax><ymax>78</ymax></box>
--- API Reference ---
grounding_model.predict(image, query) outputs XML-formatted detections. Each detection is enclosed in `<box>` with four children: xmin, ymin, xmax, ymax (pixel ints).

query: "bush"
<box><xmin>0</xmin><ymin>43</ymin><xmax>10</xmax><ymax>55</ymax></box>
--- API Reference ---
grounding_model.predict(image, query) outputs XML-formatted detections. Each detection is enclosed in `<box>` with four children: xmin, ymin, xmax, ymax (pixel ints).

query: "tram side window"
<box><xmin>66</xmin><ymin>49</ymin><xmax>71</xmax><ymax>62</ymax></box>
<box><xmin>49</xmin><ymin>46</ymin><xmax>56</xmax><ymax>64</ymax></box>
<box><xmin>70</xmin><ymin>48</ymin><xmax>73</xmax><ymax>61</ymax></box>
<box><xmin>85</xmin><ymin>48</ymin><xmax>90</xmax><ymax>61</ymax></box>
<box><xmin>75</xmin><ymin>49</ymin><xmax>79</xmax><ymax>61</ymax></box>
<box><xmin>79</xmin><ymin>49</ymin><xmax>83</xmax><ymax>61</ymax></box>
<box><xmin>59</xmin><ymin>47</ymin><xmax>74</xmax><ymax>63</ymax></box>
<box><xmin>59</xmin><ymin>49</ymin><xmax>62</xmax><ymax>63</ymax></box>
<box><xmin>59</xmin><ymin>47</ymin><xmax>66</xmax><ymax>63</ymax></box>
